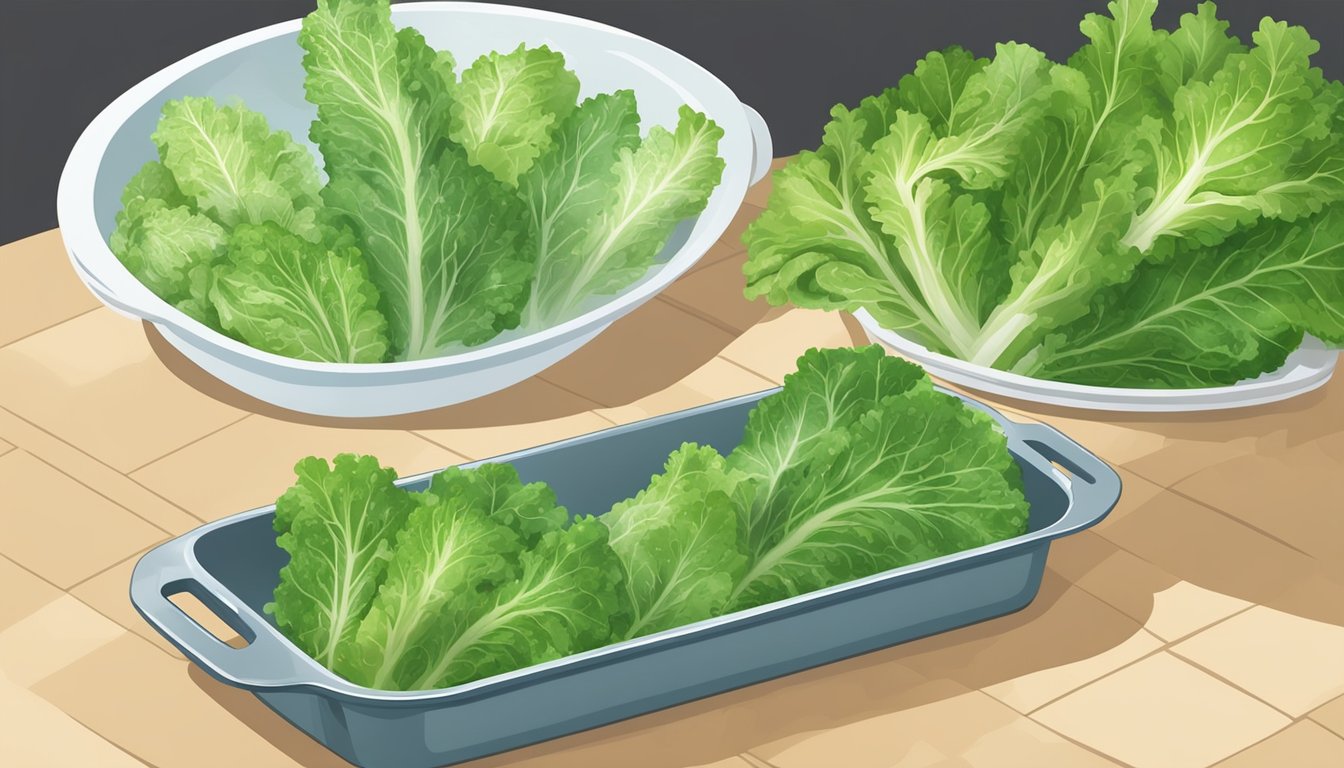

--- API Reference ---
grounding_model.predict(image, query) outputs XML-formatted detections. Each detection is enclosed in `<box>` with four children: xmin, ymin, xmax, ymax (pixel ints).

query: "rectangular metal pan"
<box><xmin>130</xmin><ymin>387</ymin><xmax>1121</xmax><ymax>768</ymax></box>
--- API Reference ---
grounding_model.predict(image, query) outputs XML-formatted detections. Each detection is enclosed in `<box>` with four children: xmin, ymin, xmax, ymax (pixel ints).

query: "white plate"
<box><xmin>854</xmin><ymin>310</ymin><xmax>1338</xmax><ymax>412</ymax></box>
<box><xmin>57</xmin><ymin>2</ymin><xmax>771</xmax><ymax>418</ymax></box>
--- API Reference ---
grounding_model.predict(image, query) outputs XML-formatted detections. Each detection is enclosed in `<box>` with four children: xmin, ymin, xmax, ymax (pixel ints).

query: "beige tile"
<box><xmin>0</xmin><ymin>406</ymin><xmax>202</xmax><ymax>535</ymax></box>
<box><xmin>1144</xmin><ymin>582</ymin><xmax>1254</xmax><ymax>643</ymax></box>
<box><xmin>983</xmin><ymin>629</ymin><xmax>1163</xmax><ymax>714</ymax></box>
<box><xmin>1046</xmin><ymin>529</ymin><xmax>1252</xmax><ymax>642</ymax></box>
<box><xmin>0</xmin><ymin>595</ymin><xmax>125</xmax><ymax>687</ymax></box>
<box><xmin>897</xmin><ymin>573</ymin><xmax>1145</xmax><ymax>694</ymax></box>
<box><xmin>0</xmin><ymin>555</ymin><xmax>62</xmax><ymax>631</ymax></box>
<box><xmin>0</xmin><ymin>309</ymin><xmax>246</xmax><ymax>472</ymax></box>
<box><xmin>71</xmin><ymin>550</ymin><xmax>185</xmax><ymax>659</ymax></box>
<box><xmin>1094</xmin><ymin>481</ymin><xmax>1338</xmax><ymax>624</ymax></box>
<box><xmin>1173</xmin><ymin>436</ymin><xmax>1344</xmax><ymax>561</ymax></box>
<box><xmin>1215</xmin><ymin>720</ymin><xmax>1344</xmax><ymax>767</ymax></box>
<box><xmin>0</xmin><ymin>675</ymin><xmax>147</xmax><ymax>767</ymax></box>
<box><xmin>754</xmin><ymin>690</ymin><xmax>1117</xmax><ymax>768</ymax></box>
<box><xmin>0</xmin><ymin>230</ymin><xmax>102</xmax><ymax>347</ymax></box>
<box><xmin>1172</xmin><ymin>606</ymin><xmax>1344</xmax><ymax>717</ymax></box>
<box><xmin>540</xmin><ymin>299</ymin><xmax>737</xmax><ymax>407</ymax></box>
<box><xmin>664</xmin><ymin>251</ymin><xmax>773</xmax><ymax>333</ymax></box>
<box><xmin>0</xmin><ymin>435</ymin><xmax>12</xmax><ymax>455</ymax></box>
<box><xmin>32</xmin><ymin>633</ymin><xmax>350</xmax><ymax>768</ymax></box>
<box><xmin>0</xmin><ymin>451</ymin><xmax>167</xmax><ymax>587</ymax></box>
<box><xmin>597</xmin><ymin>357</ymin><xmax>775</xmax><ymax>425</ymax></box>
<box><xmin>1312</xmin><ymin>694</ymin><xmax>1344</xmax><ymax>738</ymax></box>
<box><xmin>718</xmin><ymin>309</ymin><xmax>857</xmax><ymax>384</ymax></box>
<box><xmin>1033</xmin><ymin>652</ymin><xmax>1290</xmax><ymax>768</ymax></box>
<box><xmin>419</xmin><ymin>410</ymin><xmax>615</xmax><ymax>461</ymax></box>
<box><xmin>132</xmin><ymin>415</ymin><xmax>460</xmax><ymax>522</ymax></box>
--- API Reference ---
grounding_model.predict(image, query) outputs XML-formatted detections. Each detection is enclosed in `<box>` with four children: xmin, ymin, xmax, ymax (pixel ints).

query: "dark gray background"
<box><xmin>2</xmin><ymin>0</ymin><xmax>1341</xmax><ymax>245</ymax></box>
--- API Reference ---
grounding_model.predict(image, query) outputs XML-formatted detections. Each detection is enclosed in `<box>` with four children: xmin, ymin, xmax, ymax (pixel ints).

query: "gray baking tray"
<box><xmin>130</xmin><ymin>387</ymin><xmax>1121</xmax><ymax>768</ymax></box>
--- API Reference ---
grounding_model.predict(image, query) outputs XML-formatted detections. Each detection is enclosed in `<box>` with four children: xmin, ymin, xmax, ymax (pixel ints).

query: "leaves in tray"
<box><xmin>267</xmin><ymin>454</ymin><xmax>416</xmax><ymax>669</ymax></box>
<box><xmin>424</xmin><ymin>463</ymin><xmax>569</xmax><ymax>549</ymax></box>
<box><xmin>603</xmin><ymin>443</ymin><xmax>747</xmax><ymax>640</ymax></box>
<box><xmin>727</xmin><ymin>347</ymin><xmax>1029</xmax><ymax>610</ymax></box>
<box><xmin>405</xmin><ymin>516</ymin><xmax>625</xmax><ymax>690</ymax></box>
<box><xmin>339</xmin><ymin>493</ymin><xmax>522</xmax><ymax>689</ymax></box>
<box><xmin>209</xmin><ymin>223</ymin><xmax>390</xmax><ymax>363</ymax></box>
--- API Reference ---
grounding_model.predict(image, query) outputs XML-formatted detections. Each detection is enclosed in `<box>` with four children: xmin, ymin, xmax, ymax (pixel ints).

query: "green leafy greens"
<box><xmin>110</xmin><ymin>0</ymin><xmax>724</xmax><ymax>363</ymax></box>
<box><xmin>744</xmin><ymin>0</ymin><xmax>1344</xmax><ymax>388</ymax></box>
<box><xmin>268</xmin><ymin>346</ymin><xmax>1030</xmax><ymax>690</ymax></box>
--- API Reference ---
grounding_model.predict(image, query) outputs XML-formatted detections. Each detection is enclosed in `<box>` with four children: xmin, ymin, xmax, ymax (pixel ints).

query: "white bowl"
<box><xmin>854</xmin><ymin>310</ymin><xmax>1338</xmax><ymax>412</ymax></box>
<box><xmin>58</xmin><ymin>1</ymin><xmax>771</xmax><ymax>418</ymax></box>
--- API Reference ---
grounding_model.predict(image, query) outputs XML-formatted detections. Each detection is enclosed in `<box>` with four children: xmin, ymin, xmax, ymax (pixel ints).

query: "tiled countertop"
<box><xmin>3</xmin><ymin>163</ymin><xmax>1344</xmax><ymax>767</ymax></box>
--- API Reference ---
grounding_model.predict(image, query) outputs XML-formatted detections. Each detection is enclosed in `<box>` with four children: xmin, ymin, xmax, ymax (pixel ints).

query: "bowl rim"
<box><xmin>57</xmin><ymin>1</ymin><xmax>754</xmax><ymax>374</ymax></box>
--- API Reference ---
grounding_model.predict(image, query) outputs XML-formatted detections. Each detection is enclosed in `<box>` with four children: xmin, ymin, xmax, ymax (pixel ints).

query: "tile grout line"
<box><xmin>1019</xmin><ymin>639</ymin><xmax>1170</xmax><ymax>717</ymax></box>
<box><xmin>738</xmin><ymin>752</ymin><xmax>781</xmax><ymax>768</ymax></box>
<box><xmin>0</xmin><ymin>403</ymin><xmax>204</xmax><ymax>524</ymax></box>
<box><xmin>716</xmin><ymin>352</ymin><xmax>787</xmax><ymax>386</ymax></box>
<box><xmin>122</xmin><ymin>411</ymin><xmax>253</xmax><ymax>475</ymax></box>
<box><xmin>0</xmin><ymin>550</ymin><xmax>70</xmax><ymax>598</ymax></box>
<box><xmin>1165</xmin><ymin>484</ymin><xmax>1317</xmax><ymax>559</ymax></box>
<box><xmin>0</xmin><ymin>305</ymin><xmax>101</xmax><ymax>350</ymax></box>
<box><xmin>1167</xmin><ymin>647</ymin><xmax>1299</xmax><ymax>721</ymax></box>
<box><xmin>657</xmin><ymin>293</ymin><xmax>754</xmax><ymax>337</ymax></box>
<box><xmin>9</xmin><ymin>448</ymin><xmax>173</xmax><ymax>540</ymax></box>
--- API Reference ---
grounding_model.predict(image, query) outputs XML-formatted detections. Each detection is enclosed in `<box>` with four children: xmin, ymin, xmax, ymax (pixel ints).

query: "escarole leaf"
<box><xmin>267</xmin><ymin>455</ymin><xmax>416</xmax><ymax>669</ymax></box>
<box><xmin>1032</xmin><ymin>209</ymin><xmax>1344</xmax><ymax>386</ymax></box>
<box><xmin>727</xmin><ymin>346</ymin><xmax>929</xmax><ymax>558</ymax></box>
<box><xmin>450</xmin><ymin>44</ymin><xmax>581</xmax><ymax>186</ymax></box>
<box><xmin>110</xmin><ymin>198</ymin><xmax>226</xmax><ymax>304</ymax></box>
<box><xmin>407</xmin><ymin>517</ymin><xmax>625</xmax><ymax>690</ymax></box>
<box><xmin>153</xmin><ymin>96</ymin><xmax>322</xmax><ymax>239</ymax></box>
<box><xmin>730</xmin><ymin>382</ymin><xmax>1029</xmax><ymax>611</ymax></box>
<box><xmin>424</xmin><ymin>464</ymin><xmax>569</xmax><ymax>549</ymax></box>
<box><xmin>340</xmin><ymin>495</ymin><xmax>521</xmax><ymax>690</ymax></box>
<box><xmin>521</xmin><ymin>91</ymin><xmax>642</xmax><ymax>328</ymax></box>
<box><xmin>603</xmin><ymin>444</ymin><xmax>746</xmax><ymax>640</ymax></box>
<box><xmin>1123</xmin><ymin>18</ymin><xmax>1338</xmax><ymax>253</ymax></box>
<box><xmin>301</xmin><ymin>0</ymin><xmax>528</xmax><ymax>361</ymax></box>
<box><xmin>210</xmin><ymin>223</ymin><xmax>389</xmax><ymax>363</ymax></box>
<box><xmin>527</xmin><ymin>106</ymin><xmax>725</xmax><ymax>324</ymax></box>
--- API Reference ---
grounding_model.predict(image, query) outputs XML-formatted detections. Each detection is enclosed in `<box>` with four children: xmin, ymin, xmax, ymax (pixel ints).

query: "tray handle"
<box><xmin>1010</xmin><ymin>421</ymin><xmax>1122</xmax><ymax>535</ymax></box>
<box><xmin>130</xmin><ymin>536</ymin><xmax>322</xmax><ymax>691</ymax></box>
<box><xmin>742</xmin><ymin>103</ymin><xmax>773</xmax><ymax>187</ymax></box>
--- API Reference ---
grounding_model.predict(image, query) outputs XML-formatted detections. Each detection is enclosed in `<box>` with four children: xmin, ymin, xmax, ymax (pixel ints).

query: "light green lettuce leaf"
<box><xmin>109</xmin><ymin>200</ymin><xmax>226</xmax><ymax>304</ymax></box>
<box><xmin>449</xmin><ymin>44</ymin><xmax>580</xmax><ymax>186</ymax></box>
<box><xmin>527</xmin><ymin>106</ymin><xmax>725</xmax><ymax>324</ymax></box>
<box><xmin>1153</xmin><ymin>1</ymin><xmax>1246</xmax><ymax>102</ymax></box>
<box><xmin>153</xmin><ymin>96</ymin><xmax>321</xmax><ymax>238</ymax></box>
<box><xmin>340</xmin><ymin>494</ymin><xmax>521</xmax><ymax>689</ymax></box>
<box><xmin>301</xmin><ymin>0</ymin><xmax>529</xmax><ymax>360</ymax></box>
<box><xmin>520</xmin><ymin>91</ymin><xmax>641</xmax><ymax>328</ymax></box>
<box><xmin>1123</xmin><ymin>18</ymin><xmax>1336</xmax><ymax>252</ymax></box>
<box><xmin>267</xmin><ymin>454</ymin><xmax>417</xmax><ymax>669</ymax></box>
<box><xmin>210</xmin><ymin>223</ymin><xmax>389</xmax><ymax>363</ymax></box>
<box><xmin>407</xmin><ymin>517</ymin><xmax>625</xmax><ymax>690</ymax></box>
<box><xmin>603</xmin><ymin>444</ymin><xmax>746</xmax><ymax>640</ymax></box>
